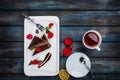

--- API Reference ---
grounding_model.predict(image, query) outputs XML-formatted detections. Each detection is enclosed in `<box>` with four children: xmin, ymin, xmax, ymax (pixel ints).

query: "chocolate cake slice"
<box><xmin>28</xmin><ymin>36</ymin><xmax>43</xmax><ymax>50</ymax></box>
<box><xmin>28</xmin><ymin>34</ymin><xmax>51</xmax><ymax>56</ymax></box>
<box><xmin>33</xmin><ymin>34</ymin><xmax>51</xmax><ymax>56</ymax></box>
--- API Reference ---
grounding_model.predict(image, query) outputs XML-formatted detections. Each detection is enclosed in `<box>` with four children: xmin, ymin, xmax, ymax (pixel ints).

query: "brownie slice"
<box><xmin>28</xmin><ymin>36</ymin><xmax>43</xmax><ymax>50</ymax></box>
<box><xmin>28</xmin><ymin>34</ymin><xmax>51</xmax><ymax>56</ymax></box>
<box><xmin>33</xmin><ymin>35</ymin><xmax>51</xmax><ymax>56</ymax></box>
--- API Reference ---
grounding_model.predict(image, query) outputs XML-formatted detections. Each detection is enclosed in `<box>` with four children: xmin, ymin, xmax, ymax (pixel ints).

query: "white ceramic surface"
<box><xmin>24</xmin><ymin>16</ymin><xmax>59</xmax><ymax>76</ymax></box>
<box><xmin>66</xmin><ymin>52</ymin><xmax>91</xmax><ymax>78</ymax></box>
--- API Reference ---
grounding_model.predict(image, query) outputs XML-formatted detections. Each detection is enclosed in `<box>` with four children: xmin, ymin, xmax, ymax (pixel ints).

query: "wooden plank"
<box><xmin>0</xmin><ymin>26</ymin><xmax>120</xmax><ymax>41</ymax></box>
<box><xmin>30</xmin><ymin>74</ymin><xmax>120</xmax><ymax>80</ymax></box>
<box><xmin>0</xmin><ymin>11</ymin><xmax>120</xmax><ymax>25</ymax></box>
<box><xmin>0</xmin><ymin>27</ymin><xmax>24</xmax><ymax>41</ymax></box>
<box><xmin>0</xmin><ymin>58</ymin><xmax>120</xmax><ymax>73</ymax></box>
<box><xmin>0</xmin><ymin>42</ymin><xmax>23</xmax><ymax>58</ymax></box>
<box><xmin>0</xmin><ymin>74</ymin><xmax>58</xmax><ymax>80</ymax></box>
<box><xmin>0</xmin><ymin>58</ymin><xmax>23</xmax><ymax>73</ymax></box>
<box><xmin>0</xmin><ymin>42</ymin><xmax>120</xmax><ymax>58</ymax></box>
<box><xmin>0</xmin><ymin>74</ymin><xmax>120</xmax><ymax>80</ymax></box>
<box><xmin>60</xmin><ymin>42</ymin><xmax>120</xmax><ymax>58</ymax></box>
<box><xmin>69</xmin><ymin>74</ymin><xmax>120</xmax><ymax>80</ymax></box>
<box><xmin>0</xmin><ymin>74</ymin><xmax>29</xmax><ymax>80</ymax></box>
<box><xmin>60</xmin><ymin>26</ymin><xmax>120</xmax><ymax>41</ymax></box>
<box><xmin>0</xmin><ymin>0</ymin><xmax>120</xmax><ymax>10</ymax></box>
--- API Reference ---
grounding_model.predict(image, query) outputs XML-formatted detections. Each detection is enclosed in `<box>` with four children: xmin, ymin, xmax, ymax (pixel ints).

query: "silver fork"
<box><xmin>22</xmin><ymin>12</ymin><xmax>44</xmax><ymax>31</ymax></box>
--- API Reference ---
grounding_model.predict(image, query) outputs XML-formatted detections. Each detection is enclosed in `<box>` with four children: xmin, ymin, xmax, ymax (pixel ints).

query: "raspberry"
<box><xmin>63</xmin><ymin>47</ymin><xmax>72</xmax><ymax>57</ymax></box>
<box><xmin>26</xmin><ymin>34</ymin><xmax>33</xmax><ymax>39</ymax></box>
<box><xmin>36</xmin><ymin>47</ymin><xmax>41</xmax><ymax>52</ymax></box>
<box><xmin>64</xmin><ymin>37</ymin><xmax>73</xmax><ymax>46</ymax></box>
<box><xmin>32</xmin><ymin>59</ymin><xmax>39</xmax><ymax>64</ymax></box>
<box><xmin>48</xmin><ymin>32</ymin><xmax>54</xmax><ymax>38</ymax></box>
<box><xmin>49</xmin><ymin>23</ymin><xmax>54</xmax><ymax>28</ymax></box>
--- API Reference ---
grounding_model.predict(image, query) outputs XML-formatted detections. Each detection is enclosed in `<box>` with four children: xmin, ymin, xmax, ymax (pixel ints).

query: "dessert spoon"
<box><xmin>80</xmin><ymin>57</ymin><xmax>95</xmax><ymax>79</ymax></box>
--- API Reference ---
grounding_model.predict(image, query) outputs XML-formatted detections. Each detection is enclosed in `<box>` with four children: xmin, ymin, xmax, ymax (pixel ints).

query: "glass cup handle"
<box><xmin>96</xmin><ymin>47</ymin><xmax>101</xmax><ymax>51</ymax></box>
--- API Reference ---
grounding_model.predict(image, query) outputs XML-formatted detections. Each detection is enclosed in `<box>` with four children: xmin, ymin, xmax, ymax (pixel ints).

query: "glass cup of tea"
<box><xmin>82</xmin><ymin>30</ymin><xmax>102</xmax><ymax>51</ymax></box>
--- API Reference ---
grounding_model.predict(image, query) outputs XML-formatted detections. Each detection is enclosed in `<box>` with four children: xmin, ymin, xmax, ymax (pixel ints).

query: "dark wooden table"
<box><xmin>0</xmin><ymin>0</ymin><xmax>120</xmax><ymax>80</ymax></box>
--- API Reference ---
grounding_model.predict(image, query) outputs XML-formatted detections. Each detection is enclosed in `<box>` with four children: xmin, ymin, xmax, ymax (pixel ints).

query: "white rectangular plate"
<box><xmin>24</xmin><ymin>16</ymin><xmax>59</xmax><ymax>76</ymax></box>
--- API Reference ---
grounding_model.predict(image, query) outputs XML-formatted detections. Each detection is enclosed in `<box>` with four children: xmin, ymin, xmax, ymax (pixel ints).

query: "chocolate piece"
<box><xmin>28</xmin><ymin>34</ymin><xmax>51</xmax><ymax>56</ymax></box>
<box><xmin>32</xmin><ymin>34</ymin><xmax>51</xmax><ymax>56</ymax></box>
<box><xmin>36</xmin><ymin>29</ymin><xmax>39</xmax><ymax>34</ymax></box>
<box><xmin>28</xmin><ymin>36</ymin><xmax>43</xmax><ymax>50</ymax></box>
<box><xmin>33</xmin><ymin>35</ymin><xmax>50</xmax><ymax>48</ymax></box>
<box><xmin>38</xmin><ymin>52</ymin><xmax>51</xmax><ymax>68</ymax></box>
<box><xmin>29</xmin><ymin>61</ymin><xmax>32</xmax><ymax>65</ymax></box>
<box><xmin>33</xmin><ymin>43</ymin><xmax>51</xmax><ymax>56</ymax></box>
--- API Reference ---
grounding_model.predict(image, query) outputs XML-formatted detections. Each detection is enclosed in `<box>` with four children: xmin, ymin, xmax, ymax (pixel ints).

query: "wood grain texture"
<box><xmin>60</xmin><ymin>42</ymin><xmax>120</xmax><ymax>58</ymax></box>
<box><xmin>0</xmin><ymin>0</ymin><xmax>120</xmax><ymax>10</ymax></box>
<box><xmin>0</xmin><ymin>74</ymin><xmax>29</xmax><ymax>80</ymax></box>
<box><xmin>61</xmin><ymin>26</ymin><xmax>120</xmax><ymax>41</ymax></box>
<box><xmin>0</xmin><ymin>58</ymin><xmax>120</xmax><ymax>73</ymax></box>
<box><xmin>0</xmin><ymin>42</ymin><xmax>23</xmax><ymax>58</ymax></box>
<box><xmin>0</xmin><ymin>74</ymin><xmax>58</xmax><ymax>80</ymax></box>
<box><xmin>1</xmin><ymin>74</ymin><xmax>120</xmax><ymax>80</ymax></box>
<box><xmin>0</xmin><ymin>42</ymin><xmax>120</xmax><ymax>58</ymax></box>
<box><xmin>0</xmin><ymin>0</ymin><xmax>120</xmax><ymax>79</ymax></box>
<box><xmin>0</xmin><ymin>58</ymin><xmax>23</xmax><ymax>73</ymax></box>
<box><xmin>69</xmin><ymin>74</ymin><xmax>120</xmax><ymax>80</ymax></box>
<box><xmin>0</xmin><ymin>11</ymin><xmax>120</xmax><ymax>25</ymax></box>
<box><xmin>0</xmin><ymin>26</ymin><xmax>120</xmax><ymax>41</ymax></box>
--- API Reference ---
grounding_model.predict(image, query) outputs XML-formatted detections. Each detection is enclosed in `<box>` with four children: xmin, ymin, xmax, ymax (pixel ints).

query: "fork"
<box><xmin>22</xmin><ymin>12</ymin><xmax>44</xmax><ymax>31</ymax></box>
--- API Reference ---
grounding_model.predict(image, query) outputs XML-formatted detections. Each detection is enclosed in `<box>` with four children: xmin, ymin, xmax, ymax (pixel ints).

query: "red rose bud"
<box><xmin>49</xmin><ymin>23</ymin><xmax>54</xmax><ymax>28</ymax></box>
<box><xmin>36</xmin><ymin>47</ymin><xmax>41</xmax><ymax>52</ymax></box>
<box><xmin>32</xmin><ymin>59</ymin><xmax>39</xmax><ymax>64</ymax></box>
<box><xmin>64</xmin><ymin>37</ymin><xmax>73</xmax><ymax>46</ymax></box>
<box><xmin>63</xmin><ymin>47</ymin><xmax>72</xmax><ymax>57</ymax></box>
<box><xmin>26</xmin><ymin>34</ymin><xmax>33</xmax><ymax>39</ymax></box>
<box><xmin>48</xmin><ymin>32</ymin><xmax>54</xmax><ymax>38</ymax></box>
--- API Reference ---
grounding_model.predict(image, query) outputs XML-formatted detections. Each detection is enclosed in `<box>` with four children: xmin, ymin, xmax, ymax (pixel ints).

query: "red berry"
<box><xmin>36</xmin><ymin>47</ymin><xmax>41</xmax><ymax>52</ymax></box>
<box><xmin>32</xmin><ymin>59</ymin><xmax>39</xmax><ymax>64</ymax></box>
<box><xmin>26</xmin><ymin>34</ymin><xmax>33</xmax><ymax>39</ymax></box>
<box><xmin>48</xmin><ymin>32</ymin><xmax>54</xmax><ymax>38</ymax></box>
<box><xmin>64</xmin><ymin>37</ymin><xmax>73</xmax><ymax>46</ymax></box>
<box><xmin>49</xmin><ymin>23</ymin><xmax>54</xmax><ymax>28</ymax></box>
<box><xmin>63</xmin><ymin>47</ymin><xmax>72</xmax><ymax>57</ymax></box>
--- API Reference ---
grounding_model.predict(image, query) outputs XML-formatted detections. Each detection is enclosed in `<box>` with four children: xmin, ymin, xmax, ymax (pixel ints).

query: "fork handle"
<box><xmin>22</xmin><ymin>12</ymin><xmax>37</xmax><ymax>25</ymax></box>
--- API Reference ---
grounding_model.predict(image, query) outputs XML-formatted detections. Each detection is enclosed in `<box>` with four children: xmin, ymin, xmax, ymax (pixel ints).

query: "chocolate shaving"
<box><xmin>29</xmin><ymin>61</ymin><xmax>32</xmax><ymax>65</ymax></box>
<box><xmin>38</xmin><ymin>52</ymin><xmax>51</xmax><ymax>68</ymax></box>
